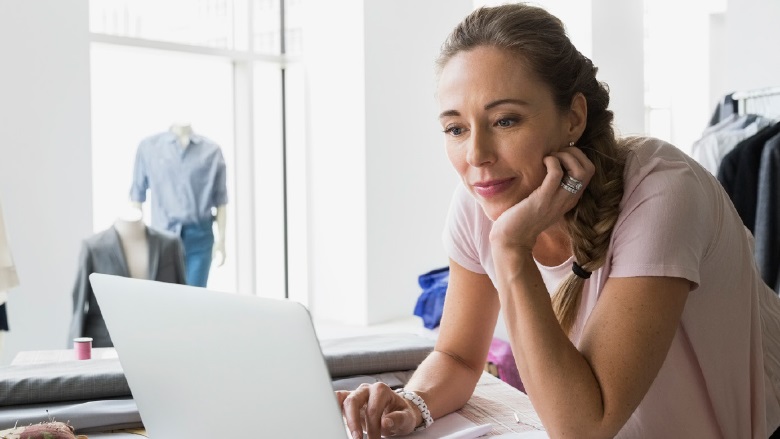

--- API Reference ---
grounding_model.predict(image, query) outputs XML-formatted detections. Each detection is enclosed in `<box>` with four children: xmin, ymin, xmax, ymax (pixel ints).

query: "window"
<box><xmin>90</xmin><ymin>0</ymin><xmax>238</xmax><ymax>49</ymax></box>
<box><xmin>89</xmin><ymin>0</ymin><xmax>302</xmax><ymax>298</ymax></box>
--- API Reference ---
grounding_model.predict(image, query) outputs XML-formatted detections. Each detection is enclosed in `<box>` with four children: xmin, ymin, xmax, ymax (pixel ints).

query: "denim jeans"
<box><xmin>180</xmin><ymin>220</ymin><xmax>214</xmax><ymax>287</ymax></box>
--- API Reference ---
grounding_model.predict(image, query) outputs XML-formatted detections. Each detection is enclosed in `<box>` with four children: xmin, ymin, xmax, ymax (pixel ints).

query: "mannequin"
<box><xmin>129</xmin><ymin>123</ymin><xmax>229</xmax><ymax>287</ymax></box>
<box><xmin>113</xmin><ymin>206</ymin><xmax>149</xmax><ymax>279</ymax></box>
<box><xmin>129</xmin><ymin>123</ymin><xmax>227</xmax><ymax>266</ymax></box>
<box><xmin>165</xmin><ymin>123</ymin><xmax>226</xmax><ymax>265</ymax></box>
<box><xmin>170</xmin><ymin>123</ymin><xmax>192</xmax><ymax>148</ymax></box>
<box><xmin>70</xmin><ymin>207</ymin><xmax>187</xmax><ymax>347</ymax></box>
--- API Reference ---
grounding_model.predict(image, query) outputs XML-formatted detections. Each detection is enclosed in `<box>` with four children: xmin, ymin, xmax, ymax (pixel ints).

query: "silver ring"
<box><xmin>560</xmin><ymin>175</ymin><xmax>583</xmax><ymax>194</ymax></box>
<box><xmin>560</xmin><ymin>181</ymin><xmax>579</xmax><ymax>194</ymax></box>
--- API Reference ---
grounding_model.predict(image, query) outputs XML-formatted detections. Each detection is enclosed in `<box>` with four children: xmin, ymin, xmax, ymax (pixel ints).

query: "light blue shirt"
<box><xmin>130</xmin><ymin>131</ymin><xmax>228</xmax><ymax>234</ymax></box>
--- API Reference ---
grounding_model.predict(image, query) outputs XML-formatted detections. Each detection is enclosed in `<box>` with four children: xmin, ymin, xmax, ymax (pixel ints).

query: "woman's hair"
<box><xmin>438</xmin><ymin>4</ymin><xmax>628</xmax><ymax>334</ymax></box>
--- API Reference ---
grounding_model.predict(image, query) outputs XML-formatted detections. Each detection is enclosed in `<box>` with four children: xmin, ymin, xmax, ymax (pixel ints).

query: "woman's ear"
<box><xmin>568</xmin><ymin>92</ymin><xmax>587</xmax><ymax>141</ymax></box>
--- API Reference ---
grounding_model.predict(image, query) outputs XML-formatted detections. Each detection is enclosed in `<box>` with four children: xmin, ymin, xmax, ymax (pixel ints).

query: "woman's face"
<box><xmin>437</xmin><ymin>45</ymin><xmax>576</xmax><ymax>221</ymax></box>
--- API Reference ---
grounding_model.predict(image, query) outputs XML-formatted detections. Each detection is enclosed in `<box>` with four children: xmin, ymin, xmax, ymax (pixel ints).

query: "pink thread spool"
<box><xmin>73</xmin><ymin>337</ymin><xmax>93</xmax><ymax>360</ymax></box>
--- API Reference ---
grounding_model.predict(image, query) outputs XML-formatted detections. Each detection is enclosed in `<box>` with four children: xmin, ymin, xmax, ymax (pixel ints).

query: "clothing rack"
<box><xmin>732</xmin><ymin>86</ymin><xmax>780</xmax><ymax>119</ymax></box>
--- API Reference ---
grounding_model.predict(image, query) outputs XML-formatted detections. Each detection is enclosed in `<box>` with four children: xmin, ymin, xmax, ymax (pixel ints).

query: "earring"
<box><xmin>568</xmin><ymin>141</ymin><xmax>575</xmax><ymax>147</ymax></box>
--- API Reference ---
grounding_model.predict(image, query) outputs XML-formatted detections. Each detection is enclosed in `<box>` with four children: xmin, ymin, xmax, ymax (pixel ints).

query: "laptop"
<box><xmin>89</xmin><ymin>273</ymin><xmax>349</xmax><ymax>438</ymax></box>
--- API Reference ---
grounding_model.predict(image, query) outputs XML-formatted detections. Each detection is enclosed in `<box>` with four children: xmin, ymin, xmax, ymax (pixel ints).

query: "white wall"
<box><xmin>0</xmin><ymin>0</ymin><xmax>92</xmax><ymax>365</ymax></box>
<box><xmin>534</xmin><ymin>0</ymin><xmax>592</xmax><ymax>58</ymax></box>
<box><xmin>663</xmin><ymin>2</ymin><xmax>711</xmax><ymax>154</ymax></box>
<box><xmin>704</xmin><ymin>0</ymin><xmax>780</xmax><ymax>124</ymax></box>
<box><xmin>709</xmin><ymin>13</ymin><xmax>727</xmax><ymax>115</ymax></box>
<box><xmin>305</xmin><ymin>0</ymin><xmax>470</xmax><ymax>325</ymax></box>
<box><xmin>303</xmin><ymin>0</ymin><xmax>369</xmax><ymax>323</ymax></box>
<box><xmin>591</xmin><ymin>0</ymin><xmax>645</xmax><ymax>137</ymax></box>
<box><xmin>364</xmin><ymin>0</ymin><xmax>468</xmax><ymax>324</ymax></box>
<box><xmin>724</xmin><ymin>0</ymin><xmax>780</xmax><ymax>94</ymax></box>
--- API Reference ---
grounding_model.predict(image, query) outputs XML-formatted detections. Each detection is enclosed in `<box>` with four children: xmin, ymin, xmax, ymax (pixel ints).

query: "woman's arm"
<box><xmin>339</xmin><ymin>259</ymin><xmax>500</xmax><ymax>439</ymax></box>
<box><xmin>404</xmin><ymin>259</ymin><xmax>501</xmax><ymax>419</ymax></box>
<box><xmin>494</xmin><ymin>245</ymin><xmax>689</xmax><ymax>438</ymax></box>
<box><xmin>489</xmin><ymin>147</ymin><xmax>691</xmax><ymax>438</ymax></box>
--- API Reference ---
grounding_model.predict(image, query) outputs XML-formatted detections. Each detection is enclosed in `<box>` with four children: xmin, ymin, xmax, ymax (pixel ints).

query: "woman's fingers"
<box><xmin>540</xmin><ymin>155</ymin><xmax>566</xmax><ymax>196</ymax></box>
<box><xmin>363</xmin><ymin>384</ymin><xmax>391</xmax><ymax>438</ymax></box>
<box><xmin>341</xmin><ymin>384</ymin><xmax>370</xmax><ymax>439</ymax></box>
<box><xmin>336</xmin><ymin>390</ymin><xmax>350</xmax><ymax>406</ymax></box>
<box><xmin>338</xmin><ymin>383</ymin><xmax>416</xmax><ymax>439</ymax></box>
<box><xmin>381</xmin><ymin>410</ymin><xmax>416</xmax><ymax>437</ymax></box>
<box><xmin>556</xmin><ymin>146</ymin><xmax>595</xmax><ymax>184</ymax></box>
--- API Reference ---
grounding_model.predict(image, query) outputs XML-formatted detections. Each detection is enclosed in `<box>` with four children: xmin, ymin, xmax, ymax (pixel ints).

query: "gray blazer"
<box><xmin>68</xmin><ymin>226</ymin><xmax>186</xmax><ymax>347</ymax></box>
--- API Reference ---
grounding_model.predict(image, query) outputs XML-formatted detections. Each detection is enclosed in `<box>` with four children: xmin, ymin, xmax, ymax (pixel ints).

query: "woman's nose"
<box><xmin>466</xmin><ymin>129</ymin><xmax>497</xmax><ymax>167</ymax></box>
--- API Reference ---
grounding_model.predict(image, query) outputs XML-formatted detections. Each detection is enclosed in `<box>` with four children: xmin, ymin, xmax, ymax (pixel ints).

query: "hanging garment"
<box><xmin>69</xmin><ymin>226</ymin><xmax>186</xmax><ymax>347</ymax></box>
<box><xmin>708</xmin><ymin>92</ymin><xmax>737</xmax><ymax>127</ymax></box>
<box><xmin>718</xmin><ymin>122</ymin><xmax>780</xmax><ymax>232</ymax></box>
<box><xmin>691</xmin><ymin>114</ymin><xmax>772</xmax><ymax>175</ymax></box>
<box><xmin>755</xmin><ymin>133</ymin><xmax>780</xmax><ymax>293</ymax></box>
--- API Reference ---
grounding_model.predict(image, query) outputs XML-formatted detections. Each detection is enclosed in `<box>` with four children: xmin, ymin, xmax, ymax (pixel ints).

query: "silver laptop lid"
<box><xmin>90</xmin><ymin>273</ymin><xmax>347</xmax><ymax>438</ymax></box>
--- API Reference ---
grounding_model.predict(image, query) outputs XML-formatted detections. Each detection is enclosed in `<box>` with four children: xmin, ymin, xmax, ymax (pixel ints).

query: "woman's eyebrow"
<box><xmin>439</xmin><ymin>98</ymin><xmax>531</xmax><ymax>119</ymax></box>
<box><xmin>439</xmin><ymin>109</ymin><xmax>460</xmax><ymax>119</ymax></box>
<box><xmin>484</xmin><ymin>98</ymin><xmax>530</xmax><ymax>110</ymax></box>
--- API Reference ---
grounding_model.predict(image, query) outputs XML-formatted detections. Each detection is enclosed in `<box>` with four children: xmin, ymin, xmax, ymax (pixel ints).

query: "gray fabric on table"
<box><xmin>321</xmin><ymin>333</ymin><xmax>435</xmax><ymax>378</ymax></box>
<box><xmin>0</xmin><ymin>359</ymin><xmax>129</xmax><ymax>407</ymax></box>
<box><xmin>0</xmin><ymin>370</ymin><xmax>418</xmax><ymax>433</ymax></box>
<box><xmin>0</xmin><ymin>398</ymin><xmax>141</xmax><ymax>432</ymax></box>
<box><xmin>0</xmin><ymin>333</ymin><xmax>434</xmax><ymax>409</ymax></box>
<box><xmin>331</xmin><ymin>370</ymin><xmax>416</xmax><ymax>392</ymax></box>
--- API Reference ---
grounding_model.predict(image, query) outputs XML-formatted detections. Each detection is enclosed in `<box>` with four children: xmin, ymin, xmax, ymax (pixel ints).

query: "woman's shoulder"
<box><xmin>614</xmin><ymin>135</ymin><xmax>724</xmax><ymax>228</ymax></box>
<box><xmin>618</xmin><ymin>136</ymin><xmax>705</xmax><ymax>190</ymax></box>
<box><xmin>618</xmin><ymin>136</ymin><xmax>688</xmax><ymax>164</ymax></box>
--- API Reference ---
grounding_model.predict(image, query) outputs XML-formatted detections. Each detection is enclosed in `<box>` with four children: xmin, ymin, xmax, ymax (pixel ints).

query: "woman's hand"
<box><xmin>337</xmin><ymin>383</ymin><xmax>422</xmax><ymax>439</ymax></box>
<box><xmin>489</xmin><ymin>146</ymin><xmax>595</xmax><ymax>251</ymax></box>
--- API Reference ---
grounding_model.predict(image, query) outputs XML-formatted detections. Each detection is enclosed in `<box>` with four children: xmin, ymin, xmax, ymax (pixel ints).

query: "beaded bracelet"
<box><xmin>394</xmin><ymin>388</ymin><xmax>434</xmax><ymax>431</ymax></box>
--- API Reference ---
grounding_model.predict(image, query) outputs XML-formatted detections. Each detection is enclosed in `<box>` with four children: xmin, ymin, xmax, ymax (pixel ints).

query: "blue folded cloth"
<box><xmin>414</xmin><ymin>267</ymin><xmax>449</xmax><ymax>329</ymax></box>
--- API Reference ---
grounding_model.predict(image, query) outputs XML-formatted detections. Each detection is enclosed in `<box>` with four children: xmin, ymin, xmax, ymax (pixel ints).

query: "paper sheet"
<box><xmin>402</xmin><ymin>412</ymin><xmax>483</xmax><ymax>438</ymax></box>
<box><xmin>457</xmin><ymin>374</ymin><xmax>545</xmax><ymax>436</ymax></box>
<box><xmin>348</xmin><ymin>413</ymin><xmax>490</xmax><ymax>439</ymax></box>
<box><xmin>491</xmin><ymin>433</ymin><xmax>549</xmax><ymax>438</ymax></box>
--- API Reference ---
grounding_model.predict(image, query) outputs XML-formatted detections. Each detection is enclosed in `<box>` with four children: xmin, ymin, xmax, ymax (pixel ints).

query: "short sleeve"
<box><xmin>129</xmin><ymin>141</ymin><xmax>148</xmax><ymax>202</ymax></box>
<box><xmin>609</xmin><ymin>150</ymin><xmax>716</xmax><ymax>289</ymax></box>
<box><xmin>442</xmin><ymin>184</ymin><xmax>487</xmax><ymax>274</ymax></box>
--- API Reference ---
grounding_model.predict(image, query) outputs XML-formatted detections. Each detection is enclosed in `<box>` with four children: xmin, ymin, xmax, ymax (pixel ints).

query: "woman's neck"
<box><xmin>533</xmin><ymin>222</ymin><xmax>572</xmax><ymax>266</ymax></box>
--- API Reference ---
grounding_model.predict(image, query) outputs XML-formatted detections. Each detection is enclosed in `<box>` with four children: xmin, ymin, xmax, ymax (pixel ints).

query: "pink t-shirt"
<box><xmin>443</xmin><ymin>137</ymin><xmax>780</xmax><ymax>438</ymax></box>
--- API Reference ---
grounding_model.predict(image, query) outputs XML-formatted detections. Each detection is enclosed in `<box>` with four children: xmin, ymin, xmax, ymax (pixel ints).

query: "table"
<box><xmin>12</xmin><ymin>347</ymin><xmax>118</xmax><ymax>364</ymax></box>
<box><xmin>467</xmin><ymin>372</ymin><xmax>544</xmax><ymax>435</ymax></box>
<box><xmin>11</xmin><ymin>348</ymin><xmax>544</xmax><ymax>437</ymax></box>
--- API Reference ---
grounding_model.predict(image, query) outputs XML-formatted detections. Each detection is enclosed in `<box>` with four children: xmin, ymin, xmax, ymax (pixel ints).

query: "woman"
<box><xmin>338</xmin><ymin>4</ymin><xmax>780</xmax><ymax>438</ymax></box>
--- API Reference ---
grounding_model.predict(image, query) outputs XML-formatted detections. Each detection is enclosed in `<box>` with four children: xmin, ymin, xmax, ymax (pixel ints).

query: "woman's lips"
<box><xmin>472</xmin><ymin>178</ymin><xmax>514</xmax><ymax>198</ymax></box>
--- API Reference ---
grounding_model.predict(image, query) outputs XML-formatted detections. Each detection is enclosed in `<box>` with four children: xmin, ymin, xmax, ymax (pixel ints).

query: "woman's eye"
<box><xmin>444</xmin><ymin>126</ymin><xmax>464</xmax><ymax>136</ymax></box>
<box><xmin>496</xmin><ymin>118</ymin><xmax>515</xmax><ymax>127</ymax></box>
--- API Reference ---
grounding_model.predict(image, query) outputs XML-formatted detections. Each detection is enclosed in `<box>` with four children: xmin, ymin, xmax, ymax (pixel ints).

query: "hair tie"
<box><xmin>572</xmin><ymin>261</ymin><xmax>591</xmax><ymax>279</ymax></box>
